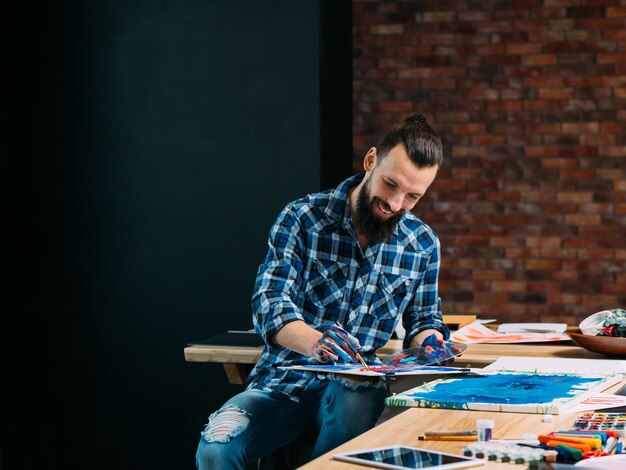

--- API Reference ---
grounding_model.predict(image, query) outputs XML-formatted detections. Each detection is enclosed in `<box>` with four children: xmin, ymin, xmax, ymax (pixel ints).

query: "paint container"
<box><xmin>544</xmin><ymin>450</ymin><xmax>558</xmax><ymax>462</ymax></box>
<box><xmin>477</xmin><ymin>419</ymin><xmax>494</xmax><ymax>441</ymax></box>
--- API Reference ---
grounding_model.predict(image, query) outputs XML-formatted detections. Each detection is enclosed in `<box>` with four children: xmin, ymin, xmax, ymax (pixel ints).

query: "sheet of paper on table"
<box><xmin>486</xmin><ymin>356</ymin><xmax>626</xmax><ymax>376</ymax></box>
<box><xmin>450</xmin><ymin>320</ymin><xmax>570</xmax><ymax>343</ymax></box>
<box><xmin>568</xmin><ymin>392</ymin><xmax>626</xmax><ymax>413</ymax></box>
<box><xmin>496</xmin><ymin>323</ymin><xmax>567</xmax><ymax>334</ymax></box>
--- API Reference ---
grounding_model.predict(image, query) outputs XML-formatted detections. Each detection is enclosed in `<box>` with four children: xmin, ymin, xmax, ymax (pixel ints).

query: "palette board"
<box><xmin>385</xmin><ymin>372</ymin><xmax>623</xmax><ymax>414</ymax></box>
<box><xmin>281</xmin><ymin>364</ymin><xmax>473</xmax><ymax>377</ymax></box>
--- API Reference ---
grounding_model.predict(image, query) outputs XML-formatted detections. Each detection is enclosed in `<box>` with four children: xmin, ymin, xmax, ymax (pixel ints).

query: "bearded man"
<box><xmin>196</xmin><ymin>114</ymin><xmax>451</xmax><ymax>470</ymax></box>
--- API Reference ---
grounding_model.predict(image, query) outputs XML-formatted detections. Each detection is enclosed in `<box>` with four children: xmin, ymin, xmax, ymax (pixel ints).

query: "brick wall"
<box><xmin>353</xmin><ymin>0</ymin><xmax>626</xmax><ymax>324</ymax></box>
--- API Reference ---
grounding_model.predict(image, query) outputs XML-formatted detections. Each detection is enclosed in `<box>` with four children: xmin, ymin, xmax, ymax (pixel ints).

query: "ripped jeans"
<box><xmin>195</xmin><ymin>377</ymin><xmax>388</xmax><ymax>470</ymax></box>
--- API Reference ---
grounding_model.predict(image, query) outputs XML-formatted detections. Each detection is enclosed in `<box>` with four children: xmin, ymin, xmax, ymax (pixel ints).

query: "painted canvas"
<box><xmin>385</xmin><ymin>371</ymin><xmax>623</xmax><ymax>414</ymax></box>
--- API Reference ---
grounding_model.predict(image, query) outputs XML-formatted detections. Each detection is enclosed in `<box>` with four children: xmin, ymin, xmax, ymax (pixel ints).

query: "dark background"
<box><xmin>4</xmin><ymin>1</ymin><xmax>351</xmax><ymax>468</ymax></box>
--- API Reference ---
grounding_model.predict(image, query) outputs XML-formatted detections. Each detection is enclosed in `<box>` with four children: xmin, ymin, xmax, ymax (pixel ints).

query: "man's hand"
<box><xmin>420</xmin><ymin>332</ymin><xmax>462</xmax><ymax>366</ymax></box>
<box><xmin>315</xmin><ymin>324</ymin><xmax>361</xmax><ymax>363</ymax></box>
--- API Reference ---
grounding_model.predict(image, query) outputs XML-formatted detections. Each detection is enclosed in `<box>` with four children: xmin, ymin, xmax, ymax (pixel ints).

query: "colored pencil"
<box><xmin>418</xmin><ymin>435</ymin><xmax>478</xmax><ymax>441</ymax></box>
<box><xmin>424</xmin><ymin>430</ymin><xmax>477</xmax><ymax>437</ymax></box>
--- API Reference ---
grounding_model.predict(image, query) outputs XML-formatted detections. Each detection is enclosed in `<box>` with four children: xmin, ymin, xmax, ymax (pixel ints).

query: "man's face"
<box><xmin>354</xmin><ymin>144</ymin><xmax>438</xmax><ymax>243</ymax></box>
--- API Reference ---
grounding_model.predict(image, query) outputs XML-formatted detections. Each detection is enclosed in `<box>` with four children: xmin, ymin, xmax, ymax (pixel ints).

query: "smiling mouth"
<box><xmin>376</xmin><ymin>199</ymin><xmax>394</xmax><ymax>217</ymax></box>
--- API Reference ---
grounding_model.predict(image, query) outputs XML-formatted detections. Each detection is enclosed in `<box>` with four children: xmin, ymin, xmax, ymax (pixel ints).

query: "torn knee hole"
<box><xmin>201</xmin><ymin>406</ymin><xmax>251</xmax><ymax>443</ymax></box>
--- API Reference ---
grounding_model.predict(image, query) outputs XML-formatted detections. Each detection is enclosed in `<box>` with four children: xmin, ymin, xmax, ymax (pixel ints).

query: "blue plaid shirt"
<box><xmin>248</xmin><ymin>174</ymin><xmax>449</xmax><ymax>401</ymax></box>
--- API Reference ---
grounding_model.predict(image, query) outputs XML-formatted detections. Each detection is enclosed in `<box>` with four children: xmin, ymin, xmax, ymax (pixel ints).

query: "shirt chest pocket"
<box><xmin>304</xmin><ymin>259</ymin><xmax>348</xmax><ymax>309</ymax></box>
<box><xmin>368</xmin><ymin>271</ymin><xmax>412</xmax><ymax>320</ymax></box>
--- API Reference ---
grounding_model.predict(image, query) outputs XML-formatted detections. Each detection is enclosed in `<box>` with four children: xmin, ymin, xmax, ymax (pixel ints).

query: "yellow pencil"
<box><xmin>418</xmin><ymin>435</ymin><xmax>479</xmax><ymax>442</ymax></box>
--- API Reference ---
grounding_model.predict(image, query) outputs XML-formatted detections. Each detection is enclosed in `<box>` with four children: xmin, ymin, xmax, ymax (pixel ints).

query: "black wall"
<box><xmin>4</xmin><ymin>1</ymin><xmax>351</xmax><ymax>468</ymax></box>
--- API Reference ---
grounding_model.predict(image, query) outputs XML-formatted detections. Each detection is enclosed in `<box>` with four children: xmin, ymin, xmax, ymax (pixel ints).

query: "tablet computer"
<box><xmin>332</xmin><ymin>446</ymin><xmax>484</xmax><ymax>470</ymax></box>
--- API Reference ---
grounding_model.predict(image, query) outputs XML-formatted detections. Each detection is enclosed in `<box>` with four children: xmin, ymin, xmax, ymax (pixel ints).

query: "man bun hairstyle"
<box><xmin>377</xmin><ymin>113</ymin><xmax>443</xmax><ymax>168</ymax></box>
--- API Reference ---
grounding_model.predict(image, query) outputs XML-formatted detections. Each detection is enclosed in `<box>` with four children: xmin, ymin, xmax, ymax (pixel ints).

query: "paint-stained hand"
<box><xmin>421</xmin><ymin>333</ymin><xmax>462</xmax><ymax>366</ymax></box>
<box><xmin>315</xmin><ymin>325</ymin><xmax>361</xmax><ymax>363</ymax></box>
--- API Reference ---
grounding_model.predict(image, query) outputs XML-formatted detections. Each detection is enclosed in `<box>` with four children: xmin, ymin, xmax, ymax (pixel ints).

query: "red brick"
<box><xmin>506</xmin><ymin>43</ymin><xmax>542</xmax><ymax>55</ymax></box>
<box><xmin>604</xmin><ymin>284</ymin><xmax>626</xmax><ymax>294</ymax></box>
<box><xmin>397</xmin><ymin>46</ymin><xmax>434</xmax><ymax>56</ymax></box>
<box><xmin>565</xmin><ymin>77</ymin><xmax>603</xmax><ymax>87</ymax></box>
<box><xmin>379</xmin><ymin>102</ymin><xmax>413</xmax><ymax>112</ymax></box>
<box><xmin>561</xmin><ymin>169</ymin><xmax>596</xmax><ymax>180</ymax></box>
<box><xmin>525</xmin><ymin>147</ymin><xmax>560</xmax><ymax>157</ymax></box>
<box><xmin>582</xmin><ymin>134</ymin><xmax>617</xmax><ymax>146</ymax></box>
<box><xmin>603</xmin><ymin>30</ymin><xmax>626</xmax><ymax>40</ymax></box>
<box><xmin>522</xmin><ymin>54</ymin><xmax>559</xmax><ymax>65</ymax></box>
<box><xmin>421</xmin><ymin>79</ymin><xmax>456</xmax><ymax>89</ymax></box>
<box><xmin>487</xmin><ymin>101</ymin><xmax>523</xmax><ymax>111</ymax></box>
<box><xmin>528</xmin><ymin>282</ymin><xmax>563</xmax><ymax>293</ymax></box>
<box><xmin>579</xmin><ymin>226</ymin><xmax>617</xmax><ymax>238</ymax></box>
<box><xmin>599</xmin><ymin>146</ymin><xmax>626</xmax><ymax>157</ymax></box>
<box><xmin>562</xmin><ymin>122</ymin><xmax>600</xmax><ymax>133</ymax></box>
<box><xmin>607</xmin><ymin>7</ymin><xmax>626</xmax><ymax>17</ymax></box>
<box><xmin>466</xmin><ymin>89</ymin><xmax>499</xmax><ymax>100</ymax></box>
<box><xmin>474</xmin><ymin>293</ymin><xmax>510</xmax><ymax>303</ymax></box>
<box><xmin>538</xmin><ymin>88</ymin><xmax>575</xmax><ymax>99</ymax></box>
<box><xmin>528</xmin><ymin>77</ymin><xmax>565</xmax><ymax>87</ymax></box>
<box><xmin>432</xmin><ymin>67</ymin><xmax>467</xmax><ymax>78</ymax></box>
<box><xmin>557</xmin><ymin>192</ymin><xmax>594</xmax><ymax>203</ymax></box>
<box><xmin>598</xmin><ymin>53</ymin><xmax>626</xmax><ymax>63</ymax></box>
<box><xmin>423</xmin><ymin>11</ymin><xmax>456</xmax><ymax>22</ymax></box>
<box><xmin>526</xmin><ymin>259</ymin><xmax>563</xmax><ymax>270</ymax></box>
<box><xmin>472</xmin><ymin>135</ymin><xmax>506</xmax><ymax>145</ymax></box>
<box><xmin>564</xmin><ymin>214</ymin><xmax>601</xmax><ymax>225</ymax></box>
<box><xmin>397</xmin><ymin>68</ymin><xmax>432</xmax><ymax>78</ymax></box>
<box><xmin>492</xmin><ymin>281</ymin><xmax>527</xmax><ymax>293</ymax></box>
<box><xmin>473</xmin><ymin>270</ymin><xmax>506</xmax><ymax>281</ymax></box>
<box><xmin>546</xmin><ymin>293</ymin><xmax>582</xmax><ymax>305</ymax></box>
<box><xmin>369</xmin><ymin>24</ymin><xmax>404</xmax><ymax>35</ymax></box>
<box><xmin>452</xmin><ymin>124</ymin><xmax>486</xmax><ymax>133</ymax></box>
<box><xmin>541</xmin><ymin>158</ymin><xmax>579</xmax><ymax>169</ymax></box>
<box><xmin>584</xmin><ymin>18</ymin><xmax>624</xmax><ymax>29</ymax></box>
<box><xmin>548</xmin><ymin>19</ymin><xmax>577</xmax><ymax>30</ymax></box>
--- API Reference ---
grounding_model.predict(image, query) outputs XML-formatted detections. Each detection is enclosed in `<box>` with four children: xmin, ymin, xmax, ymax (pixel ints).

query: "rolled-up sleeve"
<box><xmin>402</xmin><ymin>236</ymin><xmax>450</xmax><ymax>350</ymax></box>
<box><xmin>252</xmin><ymin>205</ymin><xmax>306</xmax><ymax>343</ymax></box>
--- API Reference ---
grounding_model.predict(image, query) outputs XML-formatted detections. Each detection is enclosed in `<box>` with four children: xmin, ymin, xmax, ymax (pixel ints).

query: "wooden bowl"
<box><xmin>568</xmin><ymin>331</ymin><xmax>626</xmax><ymax>357</ymax></box>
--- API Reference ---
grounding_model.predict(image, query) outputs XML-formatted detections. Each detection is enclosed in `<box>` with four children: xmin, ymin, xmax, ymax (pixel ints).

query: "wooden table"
<box><xmin>298</xmin><ymin>379</ymin><xmax>624</xmax><ymax>469</ymax></box>
<box><xmin>184</xmin><ymin>338</ymin><xmax>608</xmax><ymax>384</ymax></box>
<box><xmin>185</xmin><ymin>334</ymin><xmax>624</xmax><ymax>468</ymax></box>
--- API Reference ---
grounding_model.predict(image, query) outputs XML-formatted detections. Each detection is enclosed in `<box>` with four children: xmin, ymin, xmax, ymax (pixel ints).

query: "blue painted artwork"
<box><xmin>385</xmin><ymin>372</ymin><xmax>623</xmax><ymax>414</ymax></box>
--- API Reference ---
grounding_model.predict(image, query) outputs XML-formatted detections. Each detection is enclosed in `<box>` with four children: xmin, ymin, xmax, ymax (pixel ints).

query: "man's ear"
<box><xmin>364</xmin><ymin>147</ymin><xmax>377</xmax><ymax>172</ymax></box>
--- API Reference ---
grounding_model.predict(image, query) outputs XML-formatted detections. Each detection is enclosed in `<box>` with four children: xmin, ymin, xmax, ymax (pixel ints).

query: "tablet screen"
<box><xmin>333</xmin><ymin>446</ymin><xmax>484</xmax><ymax>470</ymax></box>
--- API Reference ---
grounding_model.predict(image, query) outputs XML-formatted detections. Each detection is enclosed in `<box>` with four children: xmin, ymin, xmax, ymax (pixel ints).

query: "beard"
<box><xmin>354</xmin><ymin>177</ymin><xmax>405</xmax><ymax>244</ymax></box>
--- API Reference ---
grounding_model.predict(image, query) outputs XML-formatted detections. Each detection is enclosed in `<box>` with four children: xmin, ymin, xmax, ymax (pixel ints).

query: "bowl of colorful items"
<box><xmin>568</xmin><ymin>308</ymin><xmax>626</xmax><ymax>357</ymax></box>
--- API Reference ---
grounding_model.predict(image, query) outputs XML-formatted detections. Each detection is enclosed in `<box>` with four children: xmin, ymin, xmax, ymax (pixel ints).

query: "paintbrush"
<box><xmin>334</xmin><ymin>321</ymin><xmax>370</xmax><ymax>370</ymax></box>
<box><xmin>355</xmin><ymin>351</ymin><xmax>371</xmax><ymax>371</ymax></box>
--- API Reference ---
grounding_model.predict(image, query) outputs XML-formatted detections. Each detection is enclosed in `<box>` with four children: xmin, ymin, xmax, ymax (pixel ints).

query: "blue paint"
<box><xmin>403</xmin><ymin>373</ymin><xmax>605</xmax><ymax>405</ymax></box>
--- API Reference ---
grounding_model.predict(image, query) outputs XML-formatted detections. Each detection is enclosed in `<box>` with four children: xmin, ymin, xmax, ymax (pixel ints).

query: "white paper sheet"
<box><xmin>450</xmin><ymin>320</ymin><xmax>570</xmax><ymax>343</ymax></box>
<box><xmin>486</xmin><ymin>356</ymin><xmax>626</xmax><ymax>375</ymax></box>
<box><xmin>497</xmin><ymin>323</ymin><xmax>567</xmax><ymax>334</ymax></box>
<box><xmin>564</xmin><ymin>392</ymin><xmax>626</xmax><ymax>414</ymax></box>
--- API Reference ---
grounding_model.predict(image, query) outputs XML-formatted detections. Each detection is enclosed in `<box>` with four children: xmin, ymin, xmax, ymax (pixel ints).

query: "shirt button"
<box><xmin>405</xmin><ymin>280</ymin><xmax>410</xmax><ymax>286</ymax></box>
